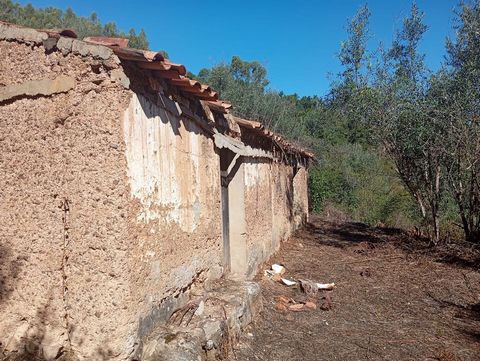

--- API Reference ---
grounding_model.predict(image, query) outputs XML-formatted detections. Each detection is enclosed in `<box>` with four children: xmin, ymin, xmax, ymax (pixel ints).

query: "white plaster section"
<box><xmin>181</xmin><ymin>123</ymin><xmax>202</xmax><ymax>232</ymax></box>
<box><xmin>244</xmin><ymin>161</ymin><xmax>261</xmax><ymax>188</ymax></box>
<box><xmin>123</xmin><ymin>93</ymin><xmax>202</xmax><ymax>233</ymax></box>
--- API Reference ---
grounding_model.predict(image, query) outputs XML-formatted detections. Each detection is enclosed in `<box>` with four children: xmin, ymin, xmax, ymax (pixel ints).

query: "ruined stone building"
<box><xmin>0</xmin><ymin>22</ymin><xmax>312</xmax><ymax>360</ymax></box>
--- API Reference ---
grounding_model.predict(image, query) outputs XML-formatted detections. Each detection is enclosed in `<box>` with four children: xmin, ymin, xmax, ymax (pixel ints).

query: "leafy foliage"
<box><xmin>442</xmin><ymin>1</ymin><xmax>480</xmax><ymax>242</ymax></box>
<box><xmin>338</xmin><ymin>4</ymin><xmax>371</xmax><ymax>87</ymax></box>
<box><xmin>196</xmin><ymin>56</ymin><xmax>306</xmax><ymax>137</ymax></box>
<box><xmin>369</xmin><ymin>1</ymin><xmax>480</xmax><ymax>242</ymax></box>
<box><xmin>370</xmin><ymin>3</ymin><xmax>446</xmax><ymax>242</ymax></box>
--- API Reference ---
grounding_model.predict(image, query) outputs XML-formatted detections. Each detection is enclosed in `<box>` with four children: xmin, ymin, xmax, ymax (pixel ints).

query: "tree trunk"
<box><xmin>433</xmin><ymin>164</ymin><xmax>441</xmax><ymax>245</ymax></box>
<box><xmin>432</xmin><ymin>207</ymin><xmax>440</xmax><ymax>245</ymax></box>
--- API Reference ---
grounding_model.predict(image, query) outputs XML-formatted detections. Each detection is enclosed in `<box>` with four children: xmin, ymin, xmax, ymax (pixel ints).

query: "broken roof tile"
<box><xmin>167</xmin><ymin>77</ymin><xmax>218</xmax><ymax>100</ymax></box>
<box><xmin>205</xmin><ymin>100</ymin><xmax>232</xmax><ymax>114</ymax></box>
<box><xmin>137</xmin><ymin>60</ymin><xmax>186</xmax><ymax>75</ymax></box>
<box><xmin>83</xmin><ymin>36</ymin><xmax>129</xmax><ymax>48</ymax></box>
<box><xmin>233</xmin><ymin>116</ymin><xmax>264</xmax><ymax>130</ymax></box>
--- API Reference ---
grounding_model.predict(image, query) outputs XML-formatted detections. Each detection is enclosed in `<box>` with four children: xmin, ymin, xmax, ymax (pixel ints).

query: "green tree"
<box><xmin>440</xmin><ymin>1</ymin><xmax>480</xmax><ymax>242</ymax></box>
<box><xmin>373</xmin><ymin>2</ymin><xmax>445</xmax><ymax>243</ymax></box>
<box><xmin>339</xmin><ymin>4</ymin><xmax>371</xmax><ymax>87</ymax></box>
<box><xmin>334</xmin><ymin>4</ymin><xmax>374</xmax><ymax>145</ymax></box>
<box><xmin>388</xmin><ymin>2</ymin><xmax>427</xmax><ymax>88</ymax></box>
<box><xmin>196</xmin><ymin>56</ymin><xmax>305</xmax><ymax>137</ymax></box>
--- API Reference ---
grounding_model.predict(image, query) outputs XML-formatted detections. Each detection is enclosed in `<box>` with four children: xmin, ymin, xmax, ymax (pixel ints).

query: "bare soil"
<box><xmin>231</xmin><ymin>215</ymin><xmax>480</xmax><ymax>361</ymax></box>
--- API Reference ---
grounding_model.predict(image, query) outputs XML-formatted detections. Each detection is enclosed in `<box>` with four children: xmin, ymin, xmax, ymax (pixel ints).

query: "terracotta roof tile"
<box><xmin>82</xmin><ymin>35</ymin><xmax>220</xmax><ymax>103</ymax></box>
<box><xmin>83</xmin><ymin>36</ymin><xmax>129</xmax><ymax>48</ymax></box>
<box><xmin>137</xmin><ymin>60</ymin><xmax>186</xmax><ymax>75</ymax></box>
<box><xmin>232</xmin><ymin>116</ymin><xmax>314</xmax><ymax>158</ymax></box>
<box><xmin>233</xmin><ymin>116</ymin><xmax>263</xmax><ymax>130</ymax></box>
<box><xmin>106</xmin><ymin>46</ymin><xmax>165</xmax><ymax>63</ymax></box>
<box><xmin>167</xmin><ymin>76</ymin><xmax>218</xmax><ymax>100</ymax></box>
<box><xmin>205</xmin><ymin>100</ymin><xmax>232</xmax><ymax>113</ymax></box>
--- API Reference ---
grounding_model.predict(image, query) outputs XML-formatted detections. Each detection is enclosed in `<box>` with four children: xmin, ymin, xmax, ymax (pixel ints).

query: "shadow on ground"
<box><xmin>305</xmin><ymin>216</ymin><xmax>480</xmax><ymax>270</ymax></box>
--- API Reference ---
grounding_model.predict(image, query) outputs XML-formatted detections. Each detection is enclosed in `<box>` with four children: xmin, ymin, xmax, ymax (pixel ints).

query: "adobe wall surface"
<box><xmin>122</xmin><ymin>92</ymin><xmax>224</xmax><ymax>346</ymax></box>
<box><xmin>244</xmin><ymin>159</ymin><xmax>274</xmax><ymax>277</ymax></box>
<box><xmin>293</xmin><ymin>166</ymin><xmax>309</xmax><ymax>228</ymax></box>
<box><xmin>271</xmin><ymin>162</ymin><xmax>295</xmax><ymax>247</ymax></box>
<box><xmin>244</xmin><ymin>159</ymin><xmax>308</xmax><ymax>277</ymax></box>
<box><xmin>0</xmin><ymin>38</ymin><xmax>224</xmax><ymax>361</ymax></box>
<box><xmin>0</xmin><ymin>39</ymin><xmax>135</xmax><ymax>360</ymax></box>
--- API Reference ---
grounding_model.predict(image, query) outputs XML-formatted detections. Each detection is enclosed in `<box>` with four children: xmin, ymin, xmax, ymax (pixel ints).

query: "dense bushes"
<box><xmin>309</xmin><ymin>144</ymin><xmax>418</xmax><ymax>228</ymax></box>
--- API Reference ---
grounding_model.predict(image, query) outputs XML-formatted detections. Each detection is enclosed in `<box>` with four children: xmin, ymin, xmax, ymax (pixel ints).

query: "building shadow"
<box><xmin>0</xmin><ymin>242</ymin><xmax>114</xmax><ymax>361</ymax></box>
<box><xmin>0</xmin><ymin>244</ymin><xmax>21</xmax><ymax>304</ymax></box>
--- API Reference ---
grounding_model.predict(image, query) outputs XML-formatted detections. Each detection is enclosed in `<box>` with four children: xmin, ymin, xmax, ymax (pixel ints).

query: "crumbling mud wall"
<box><xmin>0</xmin><ymin>38</ymin><xmax>224</xmax><ymax>360</ymax></box>
<box><xmin>244</xmin><ymin>159</ymin><xmax>308</xmax><ymax>277</ymax></box>
<box><xmin>244</xmin><ymin>158</ymin><xmax>274</xmax><ymax>277</ymax></box>
<box><xmin>0</xmin><ymin>38</ymin><xmax>136</xmax><ymax>360</ymax></box>
<box><xmin>271</xmin><ymin>162</ymin><xmax>295</xmax><ymax>247</ymax></box>
<box><xmin>0</xmin><ymin>42</ymin><xmax>69</xmax><ymax>360</ymax></box>
<box><xmin>122</xmin><ymin>92</ymin><xmax>223</xmax><ymax>346</ymax></box>
<box><xmin>293</xmin><ymin>166</ymin><xmax>309</xmax><ymax>228</ymax></box>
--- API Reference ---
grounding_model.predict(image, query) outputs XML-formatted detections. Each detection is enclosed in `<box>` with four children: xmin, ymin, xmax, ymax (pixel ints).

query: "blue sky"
<box><xmin>18</xmin><ymin>0</ymin><xmax>458</xmax><ymax>96</ymax></box>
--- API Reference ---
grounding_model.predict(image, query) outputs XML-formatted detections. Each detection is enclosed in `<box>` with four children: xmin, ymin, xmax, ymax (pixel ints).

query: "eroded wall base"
<box><xmin>140</xmin><ymin>279</ymin><xmax>262</xmax><ymax>361</ymax></box>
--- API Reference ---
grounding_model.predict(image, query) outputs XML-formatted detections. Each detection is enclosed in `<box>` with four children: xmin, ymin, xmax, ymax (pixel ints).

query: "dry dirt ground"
<box><xmin>231</xmin><ymin>215</ymin><xmax>480</xmax><ymax>361</ymax></box>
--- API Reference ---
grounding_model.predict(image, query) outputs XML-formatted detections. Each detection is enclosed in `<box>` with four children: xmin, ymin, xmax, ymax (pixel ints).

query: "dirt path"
<box><xmin>231</xmin><ymin>216</ymin><xmax>480</xmax><ymax>361</ymax></box>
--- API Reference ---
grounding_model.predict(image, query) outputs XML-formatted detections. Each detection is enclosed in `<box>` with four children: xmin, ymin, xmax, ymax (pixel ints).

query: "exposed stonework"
<box><xmin>0</xmin><ymin>75</ymin><xmax>75</xmax><ymax>102</ymax></box>
<box><xmin>57</xmin><ymin>37</ymin><xmax>115</xmax><ymax>60</ymax></box>
<box><xmin>0</xmin><ymin>21</ymin><xmax>48</xmax><ymax>44</ymax></box>
<box><xmin>140</xmin><ymin>280</ymin><xmax>261</xmax><ymax>361</ymax></box>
